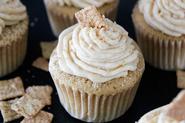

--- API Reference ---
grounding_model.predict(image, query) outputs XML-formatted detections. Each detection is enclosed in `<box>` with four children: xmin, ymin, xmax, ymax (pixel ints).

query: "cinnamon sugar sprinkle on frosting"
<box><xmin>75</xmin><ymin>6</ymin><xmax>108</xmax><ymax>29</ymax></box>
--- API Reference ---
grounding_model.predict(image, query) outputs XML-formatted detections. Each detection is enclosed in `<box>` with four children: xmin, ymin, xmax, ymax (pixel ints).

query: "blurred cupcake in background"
<box><xmin>132</xmin><ymin>0</ymin><xmax>185</xmax><ymax>70</ymax></box>
<box><xmin>43</xmin><ymin>0</ymin><xmax>119</xmax><ymax>37</ymax></box>
<box><xmin>0</xmin><ymin>0</ymin><xmax>28</xmax><ymax>77</ymax></box>
<box><xmin>49</xmin><ymin>6</ymin><xmax>145</xmax><ymax>122</ymax></box>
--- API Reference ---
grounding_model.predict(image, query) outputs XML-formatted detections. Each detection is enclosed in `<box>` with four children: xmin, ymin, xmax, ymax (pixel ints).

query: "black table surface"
<box><xmin>0</xmin><ymin>0</ymin><xmax>180</xmax><ymax>123</ymax></box>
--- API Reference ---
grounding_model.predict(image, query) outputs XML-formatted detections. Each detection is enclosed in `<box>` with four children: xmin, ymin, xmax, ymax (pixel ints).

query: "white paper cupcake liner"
<box><xmin>52</xmin><ymin>75</ymin><xmax>140</xmax><ymax>122</ymax></box>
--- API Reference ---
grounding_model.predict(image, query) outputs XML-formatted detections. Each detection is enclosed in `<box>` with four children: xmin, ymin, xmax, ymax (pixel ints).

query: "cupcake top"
<box><xmin>0</xmin><ymin>0</ymin><xmax>27</xmax><ymax>35</ymax></box>
<box><xmin>57</xmin><ymin>6</ymin><xmax>140</xmax><ymax>84</ymax></box>
<box><xmin>55</xmin><ymin>0</ymin><xmax>114</xmax><ymax>8</ymax></box>
<box><xmin>139</xmin><ymin>0</ymin><xmax>185</xmax><ymax>37</ymax></box>
<box><xmin>139</xmin><ymin>90</ymin><xmax>185</xmax><ymax>123</ymax></box>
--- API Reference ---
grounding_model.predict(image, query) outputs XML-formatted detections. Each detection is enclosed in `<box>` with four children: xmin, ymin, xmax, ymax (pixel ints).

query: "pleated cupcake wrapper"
<box><xmin>135</xmin><ymin>27</ymin><xmax>185</xmax><ymax>70</ymax></box>
<box><xmin>52</xmin><ymin>74</ymin><xmax>140</xmax><ymax>122</ymax></box>
<box><xmin>0</xmin><ymin>34</ymin><xmax>27</xmax><ymax>77</ymax></box>
<box><xmin>44</xmin><ymin>0</ymin><xmax>118</xmax><ymax>37</ymax></box>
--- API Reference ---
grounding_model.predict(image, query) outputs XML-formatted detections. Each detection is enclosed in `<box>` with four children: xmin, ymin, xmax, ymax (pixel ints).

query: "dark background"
<box><xmin>0</xmin><ymin>0</ymin><xmax>180</xmax><ymax>123</ymax></box>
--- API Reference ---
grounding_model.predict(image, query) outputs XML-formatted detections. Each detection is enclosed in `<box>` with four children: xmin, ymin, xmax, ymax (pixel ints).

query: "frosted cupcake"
<box><xmin>132</xmin><ymin>0</ymin><xmax>185</xmax><ymax>70</ymax></box>
<box><xmin>0</xmin><ymin>0</ymin><xmax>28</xmax><ymax>77</ymax></box>
<box><xmin>44</xmin><ymin>0</ymin><xmax>119</xmax><ymax>37</ymax></box>
<box><xmin>138</xmin><ymin>90</ymin><xmax>185</xmax><ymax>123</ymax></box>
<box><xmin>49</xmin><ymin>6</ymin><xmax>145</xmax><ymax>122</ymax></box>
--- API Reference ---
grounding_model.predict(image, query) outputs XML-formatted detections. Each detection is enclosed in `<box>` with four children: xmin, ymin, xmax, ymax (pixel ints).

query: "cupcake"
<box><xmin>44</xmin><ymin>0</ymin><xmax>119</xmax><ymax>37</ymax></box>
<box><xmin>138</xmin><ymin>90</ymin><xmax>185</xmax><ymax>123</ymax></box>
<box><xmin>0</xmin><ymin>0</ymin><xmax>28</xmax><ymax>77</ymax></box>
<box><xmin>132</xmin><ymin>0</ymin><xmax>185</xmax><ymax>70</ymax></box>
<box><xmin>49</xmin><ymin>6</ymin><xmax>145</xmax><ymax>122</ymax></box>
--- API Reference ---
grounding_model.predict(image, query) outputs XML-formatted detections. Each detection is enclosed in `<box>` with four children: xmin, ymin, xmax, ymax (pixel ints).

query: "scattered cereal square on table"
<box><xmin>26</xmin><ymin>85</ymin><xmax>53</xmax><ymax>105</ymax></box>
<box><xmin>11</xmin><ymin>94</ymin><xmax>45</xmax><ymax>119</ymax></box>
<box><xmin>21</xmin><ymin>111</ymin><xmax>53</xmax><ymax>123</ymax></box>
<box><xmin>32</xmin><ymin>57</ymin><xmax>49</xmax><ymax>71</ymax></box>
<box><xmin>40</xmin><ymin>40</ymin><xmax>58</xmax><ymax>59</ymax></box>
<box><xmin>177</xmin><ymin>70</ymin><xmax>185</xmax><ymax>89</ymax></box>
<box><xmin>0</xmin><ymin>98</ymin><xmax>22</xmax><ymax>122</ymax></box>
<box><xmin>0</xmin><ymin>77</ymin><xmax>25</xmax><ymax>101</ymax></box>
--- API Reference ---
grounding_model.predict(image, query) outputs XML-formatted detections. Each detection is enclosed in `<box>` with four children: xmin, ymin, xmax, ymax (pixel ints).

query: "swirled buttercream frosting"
<box><xmin>57</xmin><ymin>7</ymin><xmax>140</xmax><ymax>83</ymax></box>
<box><xmin>139</xmin><ymin>91</ymin><xmax>185</xmax><ymax>123</ymax></box>
<box><xmin>139</xmin><ymin>0</ymin><xmax>185</xmax><ymax>37</ymax></box>
<box><xmin>56</xmin><ymin>0</ymin><xmax>114</xmax><ymax>8</ymax></box>
<box><xmin>0</xmin><ymin>0</ymin><xmax>27</xmax><ymax>35</ymax></box>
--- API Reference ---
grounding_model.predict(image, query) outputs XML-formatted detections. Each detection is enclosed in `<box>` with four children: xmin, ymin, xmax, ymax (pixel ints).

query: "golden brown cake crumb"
<box><xmin>75</xmin><ymin>6</ymin><xmax>108</xmax><ymax>29</ymax></box>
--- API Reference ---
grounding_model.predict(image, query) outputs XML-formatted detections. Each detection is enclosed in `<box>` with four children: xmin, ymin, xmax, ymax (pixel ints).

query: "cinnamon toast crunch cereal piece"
<box><xmin>40</xmin><ymin>41</ymin><xmax>57</xmax><ymax>59</ymax></box>
<box><xmin>11</xmin><ymin>94</ymin><xmax>45</xmax><ymax>119</ymax></box>
<box><xmin>177</xmin><ymin>70</ymin><xmax>185</xmax><ymax>89</ymax></box>
<box><xmin>0</xmin><ymin>99</ymin><xmax>22</xmax><ymax>122</ymax></box>
<box><xmin>26</xmin><ymin>85</ymin><xmax>53</xmax><ymax>105</ymax></box>
<box><xmin>75</xmin><ymin>6</ymin><xmax>108</xmax><ymax>29</ymax></box>
<box><xmin>21</xmin><ymin>111</ymin><xmax>53</xmax><ymax>123</ymax></box>
<box><xmin>0</xmin><ymin>77</ymin><xmax>25</xmax><ymax>101</ymax></box>
<box><xmin>32</xmin><ymin>57</ymin><xmax>49</xmax><ymax>71</ymax></box>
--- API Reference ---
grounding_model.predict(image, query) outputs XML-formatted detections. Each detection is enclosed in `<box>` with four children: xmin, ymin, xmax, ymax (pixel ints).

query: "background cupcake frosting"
<box><xmin>139</xmin><ymin>0</ymin><xmax>185</xmax><ymax>37</ymax></box>
<box><xmin>57</xmin><ymin>18</ymin><xmax>140</xmax><ymax>83</ymax></box>
<box><xmin>55</xmin><ymin>0</ymin><xmax>114</xmax><ymax>8</ymax></box>
<box><xmin>0</xmin><ymin>0</ymin><xmax>27</xmax><ymax>34</ymax></box>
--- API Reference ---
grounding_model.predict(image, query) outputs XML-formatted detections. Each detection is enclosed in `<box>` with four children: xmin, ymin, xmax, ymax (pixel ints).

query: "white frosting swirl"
<box><xmin>158</xmin><ymin>113</ymin><xmax>185</xmax><ymax>123</ymax></box>
<box><xmin>139</xmin><ymin>0</ymin><xmax>185</xmax><ymax>37</ymax></box>
<box><xmin>57</xmin><ymin>18</ymin><xmax>140</xmax><ymax>83</ymax></box>
<box><xmin>138</xmin><ymin>107</ymin><xmax>185</xmax><ymax>123</ymax></box>
<box><xmin>56</xmin><ymin>0</ymin><xmax>114</xmax><ymax>8</ymax></box>
<box><xmin>0</xmin><ymin>0</ymin><xmax>27</xmax><ymax>35</ymax></box>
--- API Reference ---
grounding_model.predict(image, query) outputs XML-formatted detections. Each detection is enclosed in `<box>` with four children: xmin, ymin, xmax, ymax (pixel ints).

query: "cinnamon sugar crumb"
<box><xmin>75</xmin><ymin>6</ymin><xmax>108</xmax><ymax>29</ymax></box>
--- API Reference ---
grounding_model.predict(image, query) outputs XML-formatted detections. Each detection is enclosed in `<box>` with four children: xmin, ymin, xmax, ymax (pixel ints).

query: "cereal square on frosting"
<box><xmin>75</xmin><ymin>6</ymin><xmax>108</xmax><ymax>29</ymax></box>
